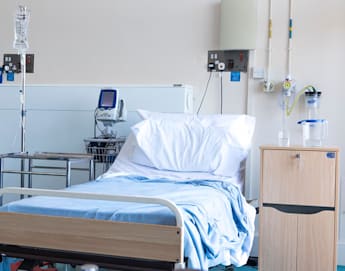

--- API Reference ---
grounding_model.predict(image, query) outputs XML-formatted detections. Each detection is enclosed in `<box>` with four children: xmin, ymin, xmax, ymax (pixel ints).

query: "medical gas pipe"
<box><xmin>263</xmin><ymin>0</ymin><xmax>273</xmax><ymax>92</ymax></box>
<box><xmin>278</xmin><ymin>0</ymin><xmax>295</xmax><ymax>146</ymax></box>
<box><xmin>287</xmin><ymin>0</ymin><xmax>293</xmax><ymax>80</ymax></box>
<box><xmin>264</xmin><ymin>0</ymin><xmax>294</xmax><ymax>93</ymax></box>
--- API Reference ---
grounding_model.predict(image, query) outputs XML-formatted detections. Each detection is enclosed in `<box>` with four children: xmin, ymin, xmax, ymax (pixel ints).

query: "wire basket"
<box><xmin>84</xmin><ymin>137</ymin><xmax>125</xmax><ymax>170</ymax></box>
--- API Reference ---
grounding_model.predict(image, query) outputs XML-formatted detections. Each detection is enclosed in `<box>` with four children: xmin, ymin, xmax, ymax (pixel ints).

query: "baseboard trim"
<box><xmin>338</xmin><ymin>241</ymin><xmax>345</xmax><ymax>265</ymax></box>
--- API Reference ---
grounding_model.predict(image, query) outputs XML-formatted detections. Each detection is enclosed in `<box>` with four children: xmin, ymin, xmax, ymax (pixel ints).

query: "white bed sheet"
<box><xmin>101</xmin><ymin>133</ymin><xmax>245</xmax><ymax>191</ymax></box>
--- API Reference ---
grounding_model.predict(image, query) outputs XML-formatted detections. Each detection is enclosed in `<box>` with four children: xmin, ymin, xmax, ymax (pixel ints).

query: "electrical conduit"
<box><xmin>264</xmin><ymin>0</ymin><xmax>273</xmax><ymax>92</ymax></box>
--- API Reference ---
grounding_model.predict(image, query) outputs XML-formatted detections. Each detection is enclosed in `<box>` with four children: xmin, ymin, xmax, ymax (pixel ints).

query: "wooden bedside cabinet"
<box><xmin>259</xmin><ymin>146</ymin><xmax>339</xmax><ymax>271</ymax></box>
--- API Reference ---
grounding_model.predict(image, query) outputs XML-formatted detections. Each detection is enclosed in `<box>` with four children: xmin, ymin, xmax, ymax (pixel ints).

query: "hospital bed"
<box><xmin>0</xmin><ymin>110</ymin><xmax>256</xmax><ymax>271</ymax></box>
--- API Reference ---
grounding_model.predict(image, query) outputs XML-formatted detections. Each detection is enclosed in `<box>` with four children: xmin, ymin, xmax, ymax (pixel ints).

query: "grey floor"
<box><xmin>56</xmin><ymin>263</ymin><xmax>345</xmax><ymax>271</ymax></box>
<box><xmin>235</xmin><ymin>265</ymin><xmax>345</xmax><ymax>271</ymax></box>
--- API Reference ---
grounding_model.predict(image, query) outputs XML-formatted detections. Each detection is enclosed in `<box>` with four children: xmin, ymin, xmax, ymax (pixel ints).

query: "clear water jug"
<box><xmin>297</xmin><ymin>119</ymin><xmax>328</xmax><ymax>147</ymax></box>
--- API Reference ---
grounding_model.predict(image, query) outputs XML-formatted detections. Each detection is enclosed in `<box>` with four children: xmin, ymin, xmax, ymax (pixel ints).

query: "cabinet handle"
<box><xmin>263</xmin><ymin>203</ymin><xmax>335</xmax><ymax>214</ymax></box>
<box><xmin>295</xmin><ymin>153</ymin><xmax>300</xmax><ymax>159</ymax></box>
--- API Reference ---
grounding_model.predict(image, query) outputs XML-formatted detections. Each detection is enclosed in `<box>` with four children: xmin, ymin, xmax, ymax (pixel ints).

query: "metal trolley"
<box><xmin>84</xmin><ymin>137</ymin><xmax>126</xmax><ymax>173</ymax></box>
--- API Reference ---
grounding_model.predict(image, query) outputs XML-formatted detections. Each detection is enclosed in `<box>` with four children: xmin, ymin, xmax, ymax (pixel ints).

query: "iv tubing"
<box><xmin>287</xmin><ymin>0</ymin><xmax>293</xmax><ymax>78</ymax></box>
<box><xmin>285</xmin><ymin>85</ymin><xmax>315</xmax><ymax>116</ymax></box>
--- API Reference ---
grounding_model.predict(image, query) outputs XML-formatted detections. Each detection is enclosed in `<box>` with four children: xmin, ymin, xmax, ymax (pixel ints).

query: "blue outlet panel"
<box><xmin>231</xmin><ymin>71</ymin><xmax>241</xmax><ymax>82</ymax></box>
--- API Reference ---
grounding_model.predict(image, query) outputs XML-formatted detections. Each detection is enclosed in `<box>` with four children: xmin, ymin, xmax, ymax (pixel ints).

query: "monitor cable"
<box><xmin>220</xmin><ymin>71</ymin><xmax>223</xmax><ymax>114</ymax></box>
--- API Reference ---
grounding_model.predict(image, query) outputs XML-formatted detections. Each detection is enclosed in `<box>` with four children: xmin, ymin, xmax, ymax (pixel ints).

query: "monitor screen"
<box><xmin>98</xmin><ymin>89</ymin><xmax>117</xmax><ymax>109</ymax></box>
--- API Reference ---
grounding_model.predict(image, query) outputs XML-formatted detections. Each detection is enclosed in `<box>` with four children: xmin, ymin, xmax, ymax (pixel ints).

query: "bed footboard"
<box><xmin>0</xmin><ymin>187</ymin><xmax>185</xmax><ymax>270</ymax></box>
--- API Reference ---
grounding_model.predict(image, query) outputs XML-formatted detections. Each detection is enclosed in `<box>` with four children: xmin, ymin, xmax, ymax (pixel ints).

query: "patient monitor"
<box><xmin>95</xmin><ymin>89</ymin><xmax>127</xmax><ymax>138</ymax></box>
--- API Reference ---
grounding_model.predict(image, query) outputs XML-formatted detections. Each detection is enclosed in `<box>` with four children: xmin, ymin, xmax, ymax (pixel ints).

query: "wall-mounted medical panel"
<box><xmin>3</xmin><ymin>54</ymin><xmax>35</xmax><ymax>73</ymax></box>
<box><xmin>207</xmin><ymin>50</ymin><xmax>249</xmax><ymax>72</ymax></box>
<box><xmin>220</xmin><ymin>0</ymin><xmax>257</xmax><ymax>50</ymax></box>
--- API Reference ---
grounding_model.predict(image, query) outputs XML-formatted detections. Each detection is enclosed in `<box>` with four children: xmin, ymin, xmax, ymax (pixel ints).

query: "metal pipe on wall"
<box><xmin>263</xmin><ymin>0</ymin><xmax>274</xmax><ymax>92</ymax></box>
<box><xmin>287</xmin><ymin>0</ymin><xmax>294</xmax><ymax>79</ymax></box>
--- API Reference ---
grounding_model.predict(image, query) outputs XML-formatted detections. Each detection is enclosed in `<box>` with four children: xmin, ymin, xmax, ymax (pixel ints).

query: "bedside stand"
<box><xmin>259</xmin><ymin>145</ymin><xmax>339</xmax><ymax>271</ymax></box>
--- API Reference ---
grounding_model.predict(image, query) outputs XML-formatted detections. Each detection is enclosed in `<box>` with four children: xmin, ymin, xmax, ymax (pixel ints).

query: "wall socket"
<box><xmin>207</xmin><ymin>50</ymin><xmax>249</xmax><ymax>72</ymax></box>
<box><xmin>3</xmin><ymin>53</ymin><xmax>35</xmax><ymax>73</ymax></box>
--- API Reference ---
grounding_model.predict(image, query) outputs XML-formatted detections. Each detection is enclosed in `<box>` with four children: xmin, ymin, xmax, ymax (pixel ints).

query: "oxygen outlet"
<box><xmin>263</xmin><ymin>81</ymin><xmax>274</xmax><ymax>92</ymax></box>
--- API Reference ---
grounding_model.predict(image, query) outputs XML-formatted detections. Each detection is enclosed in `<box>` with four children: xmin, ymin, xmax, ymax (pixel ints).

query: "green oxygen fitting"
<box><xmin>282</xmin><ymin>78</ymin><xmax>296</xmax><ymax>97</ymax></box>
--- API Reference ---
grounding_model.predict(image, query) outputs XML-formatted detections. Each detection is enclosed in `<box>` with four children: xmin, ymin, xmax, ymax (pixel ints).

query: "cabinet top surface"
<box><xmin>260</xmin><ymin>145</ymin><xmax>339</xmax><ymax>152</ymax></box>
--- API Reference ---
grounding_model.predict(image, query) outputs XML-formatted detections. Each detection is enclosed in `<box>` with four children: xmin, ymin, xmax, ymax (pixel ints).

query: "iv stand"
<box><xmin>19</xmin><ymin>52</ymin><xmax>27</xmax><ymax>193</ymax></box>
<box><xmin>14</xmin><ymin>5</ymin><xmax>30</xmax><ymax>195</ymax></box>
<box><xmin>20</xmin><ymin>52</ymin><xmax>26</xmax><ymax>154</ymax></box>
<box><xmin>14</xmin><ymin>5</ymin><xmax>30</xmax><ymax>153</ymax></box>
<box><xmin>19</xmin><ymin>51</ymin><xmax>26</xmax><ymax>196</ymax></box>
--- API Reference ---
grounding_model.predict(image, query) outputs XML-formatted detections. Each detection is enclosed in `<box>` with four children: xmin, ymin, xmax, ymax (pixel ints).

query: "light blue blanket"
<box><xmin>1</xmin><ymin>176</ymin><xmax>256</xmax><ymax>270</ymax></box>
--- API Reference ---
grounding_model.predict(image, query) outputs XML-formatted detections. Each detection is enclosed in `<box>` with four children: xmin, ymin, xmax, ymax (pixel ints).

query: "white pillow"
<box><xmin>137</xmin><ymin>109</ymin><xmax>196</xmax><ymax>122</ymax></box>
<box><xmin>136</xmin><ymin>109</ymin><xmax>255</xmax><ymax>151</ymax></box>
<box><xmin>130</xmin><ymin>118</ymin><xmax>251</xmax><ymax>177</ymax></box>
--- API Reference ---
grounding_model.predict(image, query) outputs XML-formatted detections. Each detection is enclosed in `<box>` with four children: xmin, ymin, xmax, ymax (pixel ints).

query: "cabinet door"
<box><xmin>262</xmin><ymin>150</ymin><xmax>336</xmax><ymax>206</ymax></box>
<box><xmin>260</xmin><ymin>207</ymin><xmax>336</xmax><ymax>271</ymax></box>
<box><xmin>260</xmin><ymin>207</ymin><xmax>297</xmax><ymax>271</ymax></box>
<box><xmin>297</xmin><ymin>211</ymin><xmax>335</xmax><ymax>271</ymax></box>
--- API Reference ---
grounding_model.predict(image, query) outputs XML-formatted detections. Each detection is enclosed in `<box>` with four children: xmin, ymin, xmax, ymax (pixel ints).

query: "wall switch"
<box><xmin>252</xmin><ymin>67</ymin><xmax>265</xmax><ymax>79</ymax></box>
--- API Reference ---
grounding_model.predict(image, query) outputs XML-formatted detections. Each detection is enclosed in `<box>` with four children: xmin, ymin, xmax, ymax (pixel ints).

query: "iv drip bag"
<box><xmin>13</xmin><ymin>5</ymin><xmax>30</xmax><ymax>52</ymax></box>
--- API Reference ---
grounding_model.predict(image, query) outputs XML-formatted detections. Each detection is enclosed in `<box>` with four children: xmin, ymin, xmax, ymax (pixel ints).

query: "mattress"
<box><xmin>0</xmin><ymin>175</ymin><xmax>255</xmax><ymax>270</ymax></box>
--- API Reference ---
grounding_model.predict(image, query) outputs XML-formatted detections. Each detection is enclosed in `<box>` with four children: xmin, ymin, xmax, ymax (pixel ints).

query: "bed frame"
<box><xmin>0</xmin><ymin>187</ymin><xmax>185</xmax><ymax>271</ymax></box>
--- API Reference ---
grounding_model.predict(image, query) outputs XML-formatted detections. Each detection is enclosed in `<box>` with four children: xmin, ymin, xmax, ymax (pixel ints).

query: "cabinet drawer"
<box><xmin>262</xmin><ymin>149</ymin><xmax>336</xmax><ymax>206</ymax></box>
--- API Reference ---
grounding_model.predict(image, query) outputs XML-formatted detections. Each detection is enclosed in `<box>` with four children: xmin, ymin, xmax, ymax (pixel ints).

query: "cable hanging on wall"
<box><xmin>197</xmin><ymin>71</ymin><xmax>213</xmax><ymax>114</ymax></box>
<box><xmin>220</xmin><ymin>72</ymin><xmax>224</xmax><ymax>114</ymax></box>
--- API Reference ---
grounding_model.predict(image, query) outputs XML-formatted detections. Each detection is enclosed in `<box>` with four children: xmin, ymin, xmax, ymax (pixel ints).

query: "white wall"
<box><xmin>0</xmin><ymin>0</ymin><xmax>344</xmax><ymax>265</ymax></box>
<box><xmin>0</xmin><ymin>0</ymin><xmax>222</xmax><ymax>111</ymax></box>
<box><xmin>250</xmin><ymin>0</ymin><xmax>345</xmax><ymax>264</ymax></box>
